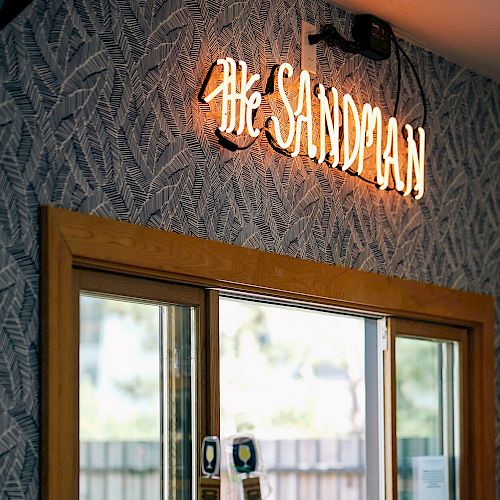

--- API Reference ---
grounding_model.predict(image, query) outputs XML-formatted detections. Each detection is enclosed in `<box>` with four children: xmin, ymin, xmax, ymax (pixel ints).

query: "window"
<box><xmin>388</xmin><ymin>319</ymin><xmax>467</xmax><ymax>500</ymax></box>
<box><xmin>76</xmin><ymin>271</ymin><xmax>205</xmax><ymax>500</ymax></box>
<box><xmin>41</xmin><ymin>207</ymin><xmax>495</xmax><ymax>499</ymax></box>
<box><xmin>219</xmin><ymin>296</ymin><xmax>379</xmax><ymax>499</ymax></box>
<box><xmin>80</xmin><ymin>294</ymin><xmax>164</xmax><ymax>499</ymax></box>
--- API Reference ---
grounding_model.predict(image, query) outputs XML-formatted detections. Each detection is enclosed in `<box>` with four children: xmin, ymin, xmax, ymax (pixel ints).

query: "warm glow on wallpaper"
<box><xmin>200</xmin><ymin>57</ymin><xmax>426</xmax><ymax>199</ymax></box>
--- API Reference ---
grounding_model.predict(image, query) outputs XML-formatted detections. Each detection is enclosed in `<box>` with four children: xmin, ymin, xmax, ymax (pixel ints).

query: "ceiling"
<box><xmin>329</xmin><ymin>0</ymin><xmax>500</xmax><ymax>82</ymax></box>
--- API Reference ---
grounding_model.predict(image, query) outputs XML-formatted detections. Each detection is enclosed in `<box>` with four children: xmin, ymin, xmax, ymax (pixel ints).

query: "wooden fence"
<box><xmin>80</xmin><ymin>437</ymin><xmax>434</xmax><ymax>499</ymax></box>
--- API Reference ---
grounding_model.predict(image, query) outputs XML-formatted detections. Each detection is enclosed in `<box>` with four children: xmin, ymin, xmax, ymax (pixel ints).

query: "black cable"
<box><xmin>309</xmin><ymin>25</ymin><xmax>362</xmax><ymax>55</ymax></box>
<box><xmin>215</xmin><ymin>129</ymin><xmax>259</xmax><ymax>151</ymax></box>
<box><xmin>392</xmin><ymin>35</ymin><xmax>428</xmax><ymax>129</ymax></box>
<box><xmin>311</xmin><ymin>23</ymin><xmax>425</xmax><ymax>129</ymax></box>
<box><xmin>391</xmin><ymin>31</ymin><xmax>402</xmax><ymax>119</ymax></box>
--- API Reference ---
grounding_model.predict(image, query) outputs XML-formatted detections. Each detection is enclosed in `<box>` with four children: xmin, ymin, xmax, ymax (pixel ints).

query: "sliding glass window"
<box><xmin>219</xmin><ymin>296</ymin><xmax>385</xmax><ymax>500</ymax></box>
<box><xmin>78</xmin><ymin>271</ymin><xmax>203</xmax><ymax>500</ymax></box>
<box><xmin>76</xmin><ymin>274</ymin><xmax>467</xmax><ymax>500</ymax></box>
<box><xmin>390</xmin><ymin>320</ymin><xmax>465</xmax><ymax>500</ymax></box>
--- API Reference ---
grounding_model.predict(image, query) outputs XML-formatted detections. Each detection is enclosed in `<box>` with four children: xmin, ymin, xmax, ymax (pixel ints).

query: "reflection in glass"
<box><xmin>396</xmin><ymin>337</ymin><xmax>460</xmax><ymax>500</ymax></box>
<box><xmin>219</xmin><ymin>297</ymin><xmax>367</xmax><ymax>500</ymax></box>
<box><xmin>79</xmin><ymin>294</ymin><xmax>194</xmax><ymax>500</ymax></box>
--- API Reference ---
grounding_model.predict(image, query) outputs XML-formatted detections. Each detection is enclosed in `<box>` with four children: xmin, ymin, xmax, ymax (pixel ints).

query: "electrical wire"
<box><xmin>391</xmin><ymin>31</ymin><xmax>402</xmax><ymax>119</ymax></box>
<box><xmin>311</xmin><ymin>22</ymin><xmax>427</xmax><ymax>129</ymax></box>
<box><xmin>390</xmin><ymin>31</ymin><xmax>427</xmax><ymax>129</ymax></box>
<box><xmin>215</xmin><ymin>128</ymin><xmax>260</xmax><ymax>151</ymax></box>
<box><xmin>308</xmin><ymin>24</ymin><xmax>362</xmax><ymax>55</ymax></box>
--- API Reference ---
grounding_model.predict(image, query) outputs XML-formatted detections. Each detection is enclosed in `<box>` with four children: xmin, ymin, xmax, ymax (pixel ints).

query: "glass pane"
<box><xmin>219</xmin><ymin>297</ymin><xmax>368</xmax><ymax>500</ymax></box>
<box><xmin>163</xmin><ymin>303</ymin><xmax>195</xmax><ymax>500</ymax></box>
<box><xmin>79</xmin><ymin>294</ymin><xmax>195</xmax><ymax>500</ymax></box>
<box><xmin>396</xmin><ymin>337</ymin><xmax>460</xmax><ymax>500</ymax></box>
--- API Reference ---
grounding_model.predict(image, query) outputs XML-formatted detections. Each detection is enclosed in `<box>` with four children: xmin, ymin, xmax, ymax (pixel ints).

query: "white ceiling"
<box><xmin>329</xmin><ymin>0</ymin><xmax>500</xmax><ymax>82</ymax></box>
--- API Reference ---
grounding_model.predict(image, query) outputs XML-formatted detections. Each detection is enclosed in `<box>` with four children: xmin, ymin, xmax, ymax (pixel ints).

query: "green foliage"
<box><xmin>220</xmin><ymin>300</ymin><xmax>365</xmax><ymax>439</ymax></box>
<box><xmin>80</xmin><ymin>376</ymin><xmax>160</xmax><ymax>441</ymax></box>
<box><xmin>396</xmin><ymin>338</ymin><xmax>440</xmax><ymax>438</ymax></box>
<box><xmin>80</xmin><ymin>296</ymin><xmax>161</xmax><ymax>442</ymax></box>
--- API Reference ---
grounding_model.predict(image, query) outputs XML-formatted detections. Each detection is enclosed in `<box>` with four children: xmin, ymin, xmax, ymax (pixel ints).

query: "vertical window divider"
<box><xmin>365</xmin><ymin>318</ymin><xmax>383</xmax><ymax>498</ymax></box>
<box><xmin>206</xmin><ymin>289</ymin><xmax>221</xmax><ymax>439</ymax></box>
<box><xmin>384</xmin><ymin>319</ymin><xmax>397</xmax><ymax>500</ymax></box>
<box><xmin>159</xmin><ymin>305</ymin><xmax>168</xmax><ymax>500</ymax></box>
<box><xmin>191</xmin><ymin>306</ymin><xmax>199</xmax><ymax>500</ymax></box>
<box><xmin>377</xmin><ymin>319</ymin><xmax>388</xmax><ymax>500</ymax></box>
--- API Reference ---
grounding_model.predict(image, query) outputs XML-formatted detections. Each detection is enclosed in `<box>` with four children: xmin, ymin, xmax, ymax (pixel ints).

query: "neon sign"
<box><xmin>200</xmin><ymin>57</ymin><xmax>425</xmax><ymax>199</ymax></box>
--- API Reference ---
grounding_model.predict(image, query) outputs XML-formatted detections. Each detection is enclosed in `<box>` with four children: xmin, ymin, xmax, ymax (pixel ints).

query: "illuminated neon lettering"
<box><xmin>201</xmin><ymin>60</ymin><xmax>426</xmax><ymax>199</ymax></box>
<box><xmin>292</xmin><ymin>70</ymin><xmax>317</xmax><ymax>159</ymax></box>
<box><xmin>380</xmin><ymin>117</ymin><xmax>405</xmax><ymax>191</ymax></box>
<box><xmin>316</xmin><ymin>84</ymin><xmax>340</xmax><ymax>167</ymax></box>
<box><xmin>342</xmin><ymin>94</ymin><xmax>361</xmax><ymax>171</ymax></box>
<box><xmin>203</xmin><ymin>57</ymin><xmax>261</xmax><ymax>138</ymax></box>
<box><xmin>268</xmin><ymin>63</ymin><xmax>296</xmax><ymax>149</ymax></box>
<box><xmin>204</xmin><ymin>58</ymin><xmax>231</xmax><ymax>131</ymax></box>
<box><xmin>403</xmin><ymin>124</ymin><xmax>425</xmax><ymax>199</ymax></box>
<box><xmin>358</xmin><ymin>103</ymin><xmax>382</xmax><ymax>177</ymax></box>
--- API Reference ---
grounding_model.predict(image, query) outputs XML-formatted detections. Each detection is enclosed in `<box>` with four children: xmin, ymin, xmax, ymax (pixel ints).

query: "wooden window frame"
<box><xmin>385</xmin><ymin>318</ymin><xmax>470</xmax><ymax>499</ymax></box>
<box><xmin>41</xmin><ymin>206</ymin><xmax>495</xmax><ymax>499</ymax></box>
<box><xmin>77</xmin><ymin>269</ymin><xmax>210</xmax><ymax>499</ymax></box>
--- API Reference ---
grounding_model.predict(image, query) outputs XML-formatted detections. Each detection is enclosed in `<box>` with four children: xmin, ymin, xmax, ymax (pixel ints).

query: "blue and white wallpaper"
<box><xmin>0</xmin><ymin>0</ymin><xmax>499</xmax><ymax>497</ymax></box>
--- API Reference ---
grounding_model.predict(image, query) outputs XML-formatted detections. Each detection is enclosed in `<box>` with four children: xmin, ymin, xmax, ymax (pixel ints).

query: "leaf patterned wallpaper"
<box><xmin>0</xmin><ymin>0</ymin><xmax>499</xmax><ymax>497</ymax></box>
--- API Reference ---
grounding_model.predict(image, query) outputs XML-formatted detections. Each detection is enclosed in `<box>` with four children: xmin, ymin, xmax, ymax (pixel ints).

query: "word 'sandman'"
<box><xmin>202</xmin><ymin>57</ymin><xmax>425</xmax><ymax>200</ymax></box>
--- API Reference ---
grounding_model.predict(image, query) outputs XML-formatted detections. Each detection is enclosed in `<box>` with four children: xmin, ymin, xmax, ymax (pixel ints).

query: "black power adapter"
<box><xmin>308</xmin><ymin>15</ymin><xmax>392</xmax><ymax>61</ymax></box>
<box><xmin>308</xmin><ymin>13</ymin><xmax>427</xmax><ymax>127</ymax></box>
<box><xmin>352</xmin><ymin>15</ymin><xmax>392</xmax><ymax>61</ymax></box>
